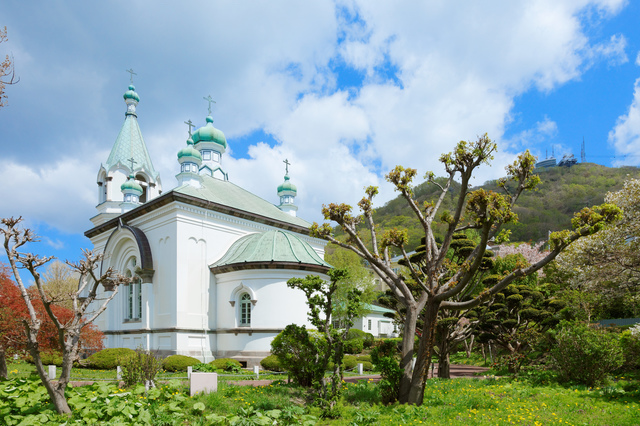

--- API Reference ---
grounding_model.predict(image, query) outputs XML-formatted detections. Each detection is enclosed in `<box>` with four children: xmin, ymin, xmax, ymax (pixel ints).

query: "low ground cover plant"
<box><xmin>3</xmin><ymin>375</ymin><xmax>639</xmax><ymax>425</ymax></box>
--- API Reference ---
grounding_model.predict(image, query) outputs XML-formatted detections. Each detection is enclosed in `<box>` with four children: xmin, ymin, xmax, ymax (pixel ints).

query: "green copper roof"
<box><xmin>277</xmin><ymin>174</ymin><xmax>297</xmax><ymax>195</ymax></box>
<box><xmin>174</xmin><ymin>174</ymin><xmax>310</xmax><ymax>228</ymax></box>
<box><xmin>121</xmin><ymin>175</ymin><xmax>143</xmax><ymax>194</ymax></box>
<box><xmin>192</xmin><ymin>116</ymin><xmax>227</xmax><ymax>149</ymax></box>
<box><xmin>123</xmin><ymin>84</ymin><xmax>140</xmax><ymax>102</ymax></box>
<box><xmin>210</xmin><ymin>230</ymin><xmax>331</xmax><ymax>270</ymax></box>
<box><xmin>364</xmin><ymin>304</ymin><xmax>396</xmax><ymax>315</ymax></box>
<box><xmin>178</xmin><ymin>138</ymin><xmax>202</xmax><ymax>161</ymax></box>
<box><xmin>104</xmin><ymin>94</ymin><xmax>159</xmax><ymax>179</ymax></box>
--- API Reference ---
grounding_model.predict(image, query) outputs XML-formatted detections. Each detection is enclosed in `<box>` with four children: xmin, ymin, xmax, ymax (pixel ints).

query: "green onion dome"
<box><xmin>177</xmin><ymin>138</ymin><xmax>203</xmax><ymax>162</ymax></box>
<box><xmin>123</xmin><ymin>85</ymin><xmax>140</xmax><ymax>102</ymax></box>
<box><xmin>192</xmin><ymin>116</ymin><xmax>227</xmax><ymax>150</ymax></box>
<box><xmin>277</xmin><ymin>175</ymin><xmax>297</xmax><ymax>195</ymax></box>
<box><xmin>121</xmin><ymin>175</ymin><xmax>143</xmax><ymax>194</ymax></box>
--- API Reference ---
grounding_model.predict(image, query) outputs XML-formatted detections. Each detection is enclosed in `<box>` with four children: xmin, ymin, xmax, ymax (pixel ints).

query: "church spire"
<box><xmin>277</xmin><ymin>159</ymin><xmax>298</xmax><ymax>217</ymax></box>
<box><xmin>93</xmin><ymin>74</ymin><xmax>163</xmax><ymax>226</ymax></box>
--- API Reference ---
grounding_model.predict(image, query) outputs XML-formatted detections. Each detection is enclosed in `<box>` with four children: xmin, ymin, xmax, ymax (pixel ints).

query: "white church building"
<box><xmin>86</xmin><ymin>83</ymin><xmax>332</xmax><ymax>367</ymax></box>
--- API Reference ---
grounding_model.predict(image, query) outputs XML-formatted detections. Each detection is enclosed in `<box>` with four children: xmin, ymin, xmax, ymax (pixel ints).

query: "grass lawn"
<box><xmin>3</xmin><ymin>366</ymin><xmax>638</xmax><ymax>425</ymax></box>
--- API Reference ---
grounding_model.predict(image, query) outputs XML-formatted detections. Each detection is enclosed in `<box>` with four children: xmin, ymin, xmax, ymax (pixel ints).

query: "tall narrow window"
<box><xmin>240</xmin><ymin>293</ymin><xmax>251</xmax><ymax>326</ymax></box>
<box><xmin>123</xmin><ymin>258</ymin><xmax>142</xmax><ymax>321</ymax></box>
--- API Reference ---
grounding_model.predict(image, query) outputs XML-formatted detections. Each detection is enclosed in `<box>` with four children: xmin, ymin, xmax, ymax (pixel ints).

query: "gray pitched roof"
<box><xmin>175</xmin><ymin>175</ymin><xmax>310</xmax><ymax>228</ymax></box>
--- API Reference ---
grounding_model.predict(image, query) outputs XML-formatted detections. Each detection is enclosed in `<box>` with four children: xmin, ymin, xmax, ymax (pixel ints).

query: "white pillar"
<box><xmin>253</xmin><ymin>365</ymin><xmax>260</xmax><ymax>378</ymax></box>
<box><xmin>188</xmin><ymin>366</ymin><xmax>193</xmax><ymax>379</ymax></box>
<box><xmin>48</xmin><ymin>365</ymin><xmax>56</xmax><ymax>380</ymax></box>
<box><xmin>117</xmin><ymin>366</ymin><xmax>122</xmax><ymax>380</ymax></box>
<box><xmin>357</xmin><ymin>363</ymin><xmax>363</xmax><ymax>375</ymax></box>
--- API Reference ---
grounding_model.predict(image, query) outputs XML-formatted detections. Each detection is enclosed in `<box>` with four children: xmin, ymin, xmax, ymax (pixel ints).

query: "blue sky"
<box><xmin>2</xmin><ymin>0</ymin><xmax>640</xmax><ymax>277</ymax></box>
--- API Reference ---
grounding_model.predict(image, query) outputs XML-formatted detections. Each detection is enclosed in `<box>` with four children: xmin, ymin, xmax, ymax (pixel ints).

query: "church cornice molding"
<box><xmin>210</xmin><ymin>260</ymin><xmax>331</xmax><ymax>275</ymax></box>
<box><xmin>85</xmin><ymin>191</ymin><xmax>311</xmax><ymax>239</ymax></box>
<box><xmin>102</xmin><ymin>327</ymin><xmax>285</xmax><ymax>335</ymax></box>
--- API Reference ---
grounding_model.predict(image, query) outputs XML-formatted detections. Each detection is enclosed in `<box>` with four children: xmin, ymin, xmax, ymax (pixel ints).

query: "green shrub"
<box><xmin>620</xmin><ymin>329</ymin><xmax>640</xmax><ymax>371</ymax></box>
<box><xmin>550</xmin><ymin>322</ymin><xmax>624</xmax><ymax>387</ymax></box>
<box><xmin>356</xmin><ymin>355</ymin><xmax>372</xmax><ymax>363</ymax></box>
<box><xmin>161</xmin><ymin>355</ymin><xmax>200</xmax><ymax>372</ymax></box>
<box><xmin>371</xmin><ymin>339</ymin><xmax>403</xmax><ymax>404</ymax></box>
<box><xmin>85</xmin><ymin>348</ymin><xmax>136</xmax><ymax>370</ymax></box>
<box><xmin>210</xmin><ymin>358</ymin><xmax>242</xmax><ymax>372</ymax></box>
<box><xmin>344</xmin><ymin>338</ymin><xmax>364</xmax><ymax>354</ymax></box>
<box><xmin>120</xmin><ymin>348</ymin><xmax>162</xmax><ymax>388</ymax></box>
<box><xmin>346</xmin><ymin>329</ymin><xmax>375</xmax><ymax>347</ymax></box>
<box><xmin>260</xmin><ymin>355</ymin><xmax>283</xmax><ymax>372</ymax></box>
<box><xmin>342</xmin><ymin>355</ymin><xmax>357</xmax><ymax>370</ymax></box>
<box><xmin>362</xmin><ymin>361</ymin><xmax>373</xmax><ymax>371</ymax></box>
<box><xmin>26</xmin><ymin>351</ymin><xmax>63</xmax><ymax>367</ymax></box>
<box><xmin>271</xmin><ymin>324</ymin><xmax>325</xmax><ymax>387</ymax></box>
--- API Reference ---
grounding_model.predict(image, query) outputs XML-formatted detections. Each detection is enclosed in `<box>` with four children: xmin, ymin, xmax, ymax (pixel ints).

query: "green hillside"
<box><xmin>358</xmin><ymin>163</ymin><xmax>640</xmax><ymax>251</ymax></box>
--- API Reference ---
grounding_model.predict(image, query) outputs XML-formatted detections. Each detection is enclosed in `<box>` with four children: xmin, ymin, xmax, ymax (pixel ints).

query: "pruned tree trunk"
<box><xmin>398</xmin><ymin>305</ymin><xmax>419</xmax><ymax>404</ymax></box>
<box><xmin>437</xmin><ymin>326</ymin><xmax>451</xmax><ymax>379</ymax></box>
<box><xmin>0</xmin><ymin>347</ymin><xmax>7</xmax><ymax>380</ymax></box>
<box><xmin>406</xmin><ymin>300</ymin><xmax>440</xmax><ymax>405</ymax></box>
<box><xmin>464</xmin><ymin>335</ymin><xmax>475</xmax><ymax>358</ymax></box>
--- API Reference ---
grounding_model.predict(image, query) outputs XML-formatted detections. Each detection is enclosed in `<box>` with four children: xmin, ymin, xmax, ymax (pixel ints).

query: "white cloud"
<box><xmin>635</xmin><ymin>51</ymin><xmax>640</xmax><ymax>66</ymax></box>
<box><xmin>586</xmin><ymin>34</ymin><xmax>628</xmax><ymax>67</ymax></box>
<box><xmin>1</xmin><ymin>0</ymin><xmax>630</xmax><ymax>234</ymax></box>
<box><xmin>0</xmin><ymin>156</ymin><xmax>99</xmax><ymax>234</ymax></box>
<box><xmin>608</xmin><ymin>77</ymin><xmax>640</xmax><ymax>166</ymax></box>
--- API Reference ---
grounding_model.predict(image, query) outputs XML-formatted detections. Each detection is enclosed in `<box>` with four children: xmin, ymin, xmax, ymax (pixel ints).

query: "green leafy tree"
<box><xmin>473</xmin><ymin>255</ymin><xmax>564</xmax><ymax>373</ymax></box>
<box><xmin>325</xmin><ymin>245</ymin><xmax>377</xmax><ymax>321</ymax></box>
<box><xmin>311</xmin><ymin>135</ymin><xmax>622</xmax><ymax>405</ymax></box>
<box><xmin>276</xmin><ymin>269</ymin><xmax>363</xmax><ymax>412</ymax></box>
<box><xmin>556</xmin><ymin>178</ymin><xmax>640</xmax><ymax>319</ymax></box>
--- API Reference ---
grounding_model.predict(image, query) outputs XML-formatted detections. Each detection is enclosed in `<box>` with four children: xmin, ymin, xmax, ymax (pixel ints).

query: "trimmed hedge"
<box><xmin>162</xmin><ymin>355</ymin><xmax>200</xmax><ymax>372</ymax></box>
<box><xmin>346</xmin><ymin>329</ymin><xmax>375</xmax><ymax>347</ymax></box>
<box><xmin>344</xmin><ymin>338</ymin><xmax>364</xmax><ymax>354</ymax></box>
<box><xmin>260</xmin><ymin>355</ymin><xmax>283</xmax><ymax>372</ymax></box>
<box><xmin>210</xmin><ymin>358</ymin><xmax>242</xmax><ymax>371</ymax></box>
<box><xmin>26</xmin><ymin>351</ymin><xmax>63</xmax><ymax>367</ymax></box>
<box><xmin>85</xmin><ymin>348</ymin><xmax>136</xmax><ymax>370</ymax></box>
<box><xmin>356</xmin><ymin>355</ymin><xmax>372</xmax><ymax>363</ymax></box>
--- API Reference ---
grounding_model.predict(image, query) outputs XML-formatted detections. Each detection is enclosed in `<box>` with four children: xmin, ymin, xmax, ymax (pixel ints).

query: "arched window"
<box><xmin>135</xmin><ymin>173</ymin><xmax>148</xmax><ymax>203</ymax></box>
<box><xmin>239</xmin><ymin>293</ymin><xmax>251</xmax><ymax>327</ymax></box>
<box><xmin>123</xmin><ymin>258</ymin><xmax>142</xmax><ymax>321</ymax></box>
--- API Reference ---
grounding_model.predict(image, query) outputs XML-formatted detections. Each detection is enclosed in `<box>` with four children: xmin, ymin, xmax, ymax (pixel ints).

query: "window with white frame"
<box><xmin>123</xmin><ymin>258</ymin><xmax>142</xmax><ymax>321</ymax></box>
<box><xmin>239</xmin><ymin>292</ymin><xmax>252</xmax><ymax>327</ymax></box>
<box><xmin>368</xmin><ymin>319</ymin><xmax>372</xmax><ymax>331</ymax></box>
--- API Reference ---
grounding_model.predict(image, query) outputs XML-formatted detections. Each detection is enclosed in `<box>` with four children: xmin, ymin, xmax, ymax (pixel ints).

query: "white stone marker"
<box><xmin>48</xmin><ymin>365</ymin><xmax>56</xmax><ymax>380</ymax></box>
<box><xmin>116</xmin><ymin>366</ymin><xmax>122</xmax><ymax>381</ymax></box>
<box><xmin>187</xmin><ymin>366</ymin><xmax>193</xmax><ymax>379</ymax></box>
<box><xmin>190</xmin><ymin>372</ymin><xmax>218</xmax><ymax>396</ymax></box>
<box><xmin>253</xmin><ymin>365</ymin><xmax>260</xmax><ymax>378</ymax></box>
<box><xmin>357</xmin><ymin>363</ymin><xmax>364</xmax><ymax>375</ymax></box>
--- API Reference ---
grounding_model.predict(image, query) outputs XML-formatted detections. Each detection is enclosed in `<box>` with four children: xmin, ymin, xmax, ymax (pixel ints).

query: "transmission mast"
<box><xmin>581</xmin><ymin>137</ymin><xmax>586</xmax><ymax>163</ymax></box>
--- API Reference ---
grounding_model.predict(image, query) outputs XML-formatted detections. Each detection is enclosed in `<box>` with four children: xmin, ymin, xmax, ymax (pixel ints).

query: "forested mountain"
<box><xmin>350</xmin><ymin>163</ymin><xmax>640</xmax><ymax>253</ymax></box>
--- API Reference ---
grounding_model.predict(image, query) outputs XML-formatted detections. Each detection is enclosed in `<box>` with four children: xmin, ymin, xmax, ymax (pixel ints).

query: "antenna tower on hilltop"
<box><xmin>581</xmin><ymin>138</ymin><xmax>586</xmax><ymax>163</ymax></box>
